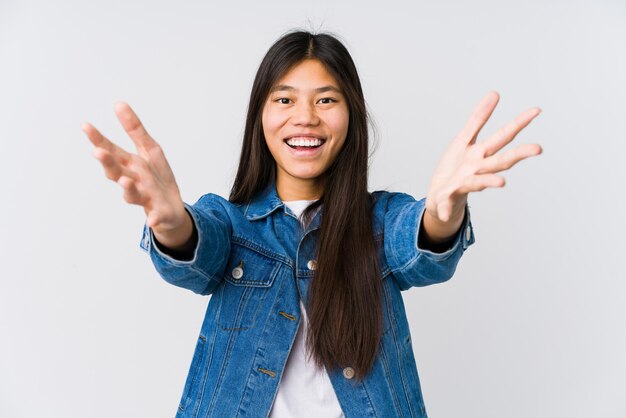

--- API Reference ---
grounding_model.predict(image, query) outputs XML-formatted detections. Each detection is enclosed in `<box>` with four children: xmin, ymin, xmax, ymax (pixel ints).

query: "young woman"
<box><xmin>83</xmin><ymin>31</ymin><xmax>542</xmax><ymax>418</ymax></box>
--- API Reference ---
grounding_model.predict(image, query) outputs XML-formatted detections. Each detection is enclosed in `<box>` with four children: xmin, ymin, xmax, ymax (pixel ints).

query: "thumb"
<box><xmin>146</xmin><ymin>211</ymin><xmax>160</xmax><ymax>229</ymax></box>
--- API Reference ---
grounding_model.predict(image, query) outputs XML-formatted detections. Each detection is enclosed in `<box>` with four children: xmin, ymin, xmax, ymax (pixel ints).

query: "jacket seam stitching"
<box><xmin>390</xmin><ymin>310</ymin><xmax>415</xmax><ymax>418</ymax></box>
<box><xmin>361</xmin><ymin>381</ymin><xmax>378</xmax><ymax>418</ymax></box>
<box><xmin>206</xmin><ymin>316</ymin><xmax>240</xmax><ymax>416</ymax></box>
<box><xmin>381</xmin><ymin>284</ymin><xmax>405</xmax><ymax>417</ymax></box>
<box><xmin>378</xmin><ymin>340</ymin><xmax>404</xmax><ymax>417</ymax></box>
<box><xmin>231</xmin><ymin>236</ymin><xmax>293</xmax><ymax>267</ymax></box>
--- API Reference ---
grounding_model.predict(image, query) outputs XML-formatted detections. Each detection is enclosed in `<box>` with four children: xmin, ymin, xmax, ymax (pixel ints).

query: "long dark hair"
<box><xmin>230</xmin><ymin>30</ymin><xmax>381</xmax><ymax>381</ymax></box>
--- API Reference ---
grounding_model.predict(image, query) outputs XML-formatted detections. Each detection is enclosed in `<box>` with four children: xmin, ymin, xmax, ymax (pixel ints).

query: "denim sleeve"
<box><xmin>383</xmin><ymin>192</ymin><xmax>475</xmax><ymax>291</ymax></box>
<box><xmin>139</xmin><ymin>193</ymin><xmax>231</xmax><ymax>295</ymax></box>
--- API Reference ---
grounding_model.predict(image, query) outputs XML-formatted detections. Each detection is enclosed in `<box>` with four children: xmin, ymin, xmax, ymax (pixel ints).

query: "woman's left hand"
<box><xmin>423</xmin><ymin>91</ymin><xmax>543</xmax><ymax>243</ymax></box>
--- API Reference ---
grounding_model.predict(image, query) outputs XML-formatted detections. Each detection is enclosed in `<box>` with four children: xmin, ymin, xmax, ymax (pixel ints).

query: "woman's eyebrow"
<box><xmin>271</xmin><ymin>85</ymin><xmax>342</xmax><ymax>94</ymax></box>
<box><xmin>315</xmin><ymin>86</ymin><xmax>341</xmax><ymax>94</ymax></box>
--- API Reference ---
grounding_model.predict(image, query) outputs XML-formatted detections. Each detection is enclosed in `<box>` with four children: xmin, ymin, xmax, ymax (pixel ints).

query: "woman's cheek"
<box><xmin>328</xmin><ymin>112</ymin><xmax>349</xmax><ymax>141</ymax></box>
<box><xmin>263</xmin><ymin>107</ymin><xmax>288</xmax><ymax>134</ymax></box>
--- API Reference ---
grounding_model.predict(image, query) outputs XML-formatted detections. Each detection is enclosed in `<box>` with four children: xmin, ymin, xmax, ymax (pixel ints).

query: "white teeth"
<box><xmin>286</xmin><ymin>137</ymin><xmax>323</xmax><ymax>147</ymax></box>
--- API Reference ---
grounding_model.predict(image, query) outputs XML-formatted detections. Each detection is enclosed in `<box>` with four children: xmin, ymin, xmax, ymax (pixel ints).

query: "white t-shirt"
<box><xmin>268</xmin><ymin>200</ymin><xmax>344</xmax><ymax>418</ymax></box>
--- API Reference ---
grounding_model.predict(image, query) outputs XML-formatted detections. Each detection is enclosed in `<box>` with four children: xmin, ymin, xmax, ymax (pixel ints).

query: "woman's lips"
<box><xmin>284</xmin><ymin>136</ymin><xmax>326</xmax><ymax>157</ymax></box>
<box><xmin>285</xmin><ymin>136</ymin><xmax>325</xmax><ymax>145</ymax></box>
<box><xmin>283</xmin><ymin>135</ymin><xmax>326</xmax><ymax>156</ymax></box>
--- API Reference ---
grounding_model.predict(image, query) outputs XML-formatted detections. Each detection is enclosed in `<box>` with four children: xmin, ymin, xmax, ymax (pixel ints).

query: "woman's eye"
<box><xmin>276</xmin><ymin>98</ymin><xmax>291</xmax><ymax>104</ymax></box>
<box><xmin>318</xmin><ymin>98</ymin><xmax>335</xmax><ymax>104</ymax></box>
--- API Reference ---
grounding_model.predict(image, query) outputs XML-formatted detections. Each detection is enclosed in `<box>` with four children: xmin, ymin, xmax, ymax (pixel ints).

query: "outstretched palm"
<box><xmin>424</xmin><ymin>91</ymin><xmax>542</xmax><ymax>239</ymax></box>
<box><xmin>83</xmin><ymin>103</ymin><xmax>187</xmax><ymax>235</ymax></box>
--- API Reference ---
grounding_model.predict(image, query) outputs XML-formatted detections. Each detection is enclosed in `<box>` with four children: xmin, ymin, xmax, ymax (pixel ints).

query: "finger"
<box><xmin>482</xmin><ymin>108</ymin><xmax>541</xmax><ymax>157</ymax></box>
<box><xmin>455</xmin><ymin>91</ymin><xmax>500</xmax><ymax>146</ymax></box>
<box><xmin>114</xmin><ymin>102</ymin><xmax>159</xmax><ymax>154</ymax></box>
<box><xmin>82</xmin><ymin>122</ymin><xmax>131</xmax><ymax>164</ymax></box>
<box><xmin>456</xmin><ymin>174</ymin><xmax>506</xmax><ymax>195</ymax></box>
<box><xmin>118</xmin><ymin>175</ymin><xmax>150</xmax><ymax>206</ymax></box>
<box><xmin>477</xmin><ymin>143</ymin><xmax>543</xmax><ymax>174</ymax></box>
<box><xmin>92</xmin><ymin>147</ymin><xmax>138</xmax><ymax>182</ymax></box>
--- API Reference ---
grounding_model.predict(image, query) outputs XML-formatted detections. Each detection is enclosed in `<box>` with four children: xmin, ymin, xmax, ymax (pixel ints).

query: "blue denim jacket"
<box><xmin>139</xmin><ymin>185</ymin><xmax>475</xmax><ymax>418</ymax></box>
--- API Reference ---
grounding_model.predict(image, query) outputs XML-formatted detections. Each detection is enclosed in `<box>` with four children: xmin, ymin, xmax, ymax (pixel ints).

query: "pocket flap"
<box><xmin>224</xmin><ymin>244</ymin><xmax>281</xmax><ymax>287</ymax></box>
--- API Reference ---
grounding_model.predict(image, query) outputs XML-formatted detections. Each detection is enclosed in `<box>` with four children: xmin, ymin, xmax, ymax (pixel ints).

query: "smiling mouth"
<box><xmin>284</xmin><ymin>136</ymin><xmax>326</xmax><ymax>150</ymax></box>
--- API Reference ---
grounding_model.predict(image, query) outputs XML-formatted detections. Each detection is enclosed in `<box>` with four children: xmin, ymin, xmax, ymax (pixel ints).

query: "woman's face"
<box><xmin>262</xmin><ymin>59</ymin><xmax>349</xmax><ymax>200</ymax></box>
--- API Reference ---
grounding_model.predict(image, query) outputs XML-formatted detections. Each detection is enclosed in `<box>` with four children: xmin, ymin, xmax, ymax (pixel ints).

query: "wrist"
<box><xmin>422</xmin><ymin>205</ymin><xmax>466</xmax><ymax>244</ymax></box>
<box><xmin>152</xmin><ymin>208</ymin><xmax>194</xmax><ymax>250</ymax></box>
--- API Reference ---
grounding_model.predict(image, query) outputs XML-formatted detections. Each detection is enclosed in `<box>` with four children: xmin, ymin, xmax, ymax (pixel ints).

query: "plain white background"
<box><xmin>1</xmin><ymin>0</ymin><xmax>624</xmax><ymax>417</ymax></box>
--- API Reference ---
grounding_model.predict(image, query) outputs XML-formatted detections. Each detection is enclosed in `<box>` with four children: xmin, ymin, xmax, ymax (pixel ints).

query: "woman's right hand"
<box><xmin>83</xmin><ymin>102</ymin><xmax>193</xmax><ymax>250</ymax></box>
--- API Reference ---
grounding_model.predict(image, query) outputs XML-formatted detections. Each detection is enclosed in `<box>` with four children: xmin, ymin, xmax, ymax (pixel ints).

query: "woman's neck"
<box><xmin>276</xmin><ymin>175</ymin><xmax>323</xmax><ymax>201</ymax></box>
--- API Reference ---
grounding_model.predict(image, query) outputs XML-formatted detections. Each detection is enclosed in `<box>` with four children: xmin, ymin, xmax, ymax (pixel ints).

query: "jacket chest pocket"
<box><xmin>217</xmin><ymin>244</ymin><xmax>281</xmax><ymax>331</ymax></box>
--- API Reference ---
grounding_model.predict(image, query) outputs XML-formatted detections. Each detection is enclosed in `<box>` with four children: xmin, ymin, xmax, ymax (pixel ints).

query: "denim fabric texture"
<box><xmin>139</xmin><ymin>184</ymin><xmax>475</xmax><ymax>418</ymax></box>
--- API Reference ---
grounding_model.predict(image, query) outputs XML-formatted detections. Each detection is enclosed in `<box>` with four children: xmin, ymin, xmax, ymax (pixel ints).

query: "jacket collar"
<box><xmin>244</xmin><ymin>183</ymin><xmax>285</xmax><ymax>221</ymax></box>
<box><xmin>243</xmin><ymin>184</ymin><xmax>322</xmax><ymax>232</ymax></box>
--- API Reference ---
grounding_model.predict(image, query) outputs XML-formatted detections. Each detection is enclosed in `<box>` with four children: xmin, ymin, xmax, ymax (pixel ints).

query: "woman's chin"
<box><xmin>282</xmin><ymin>166</ymin><xmax>328</xmax><ymax>182</ymax></box>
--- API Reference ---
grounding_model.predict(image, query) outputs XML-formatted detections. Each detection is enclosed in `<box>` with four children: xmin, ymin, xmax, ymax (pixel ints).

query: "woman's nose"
<box><xmin>291</xmin><ymin>102</ymin><xmax>319</xmax><ymax>126</ymax></box>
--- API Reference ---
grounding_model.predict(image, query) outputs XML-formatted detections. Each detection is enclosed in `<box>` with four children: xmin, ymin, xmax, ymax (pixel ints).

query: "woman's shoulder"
<box><xmin>195</xmin><ymin>192</ymin><xmax>234</xmax><ymax>206</ymax></box>
<box><xmin>370</xmin><ymin>189</ymin><xmax>422</xmax><ymax>209</ymax></box>
<box><xmin>191</xmin><ymin>192</ymin><xmax>246</xmax><ymax>219</ymax></box>
<box><xmin>369</xmin><ymin>190</ymin><xmax>425</xmax><ymax>237</ymax></box>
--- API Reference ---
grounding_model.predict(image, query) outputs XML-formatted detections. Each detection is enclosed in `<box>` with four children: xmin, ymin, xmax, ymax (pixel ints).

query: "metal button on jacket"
<box><xmin>232</xmin><ymin>261</ymin><xmax>244</xmax><ymax>280</ymax></box>
<box><xmin>465</xmin><ymin>225</ymin><xmax>472</xmax><ymax>242</ymax></box>
<box><xmin>307</xmin><ymin>259</ymin><xmax>317</xmax><ymax>271</ymax></box>
<box><xmin>343</xmin><ymin>367</ymin><xmax>355</xmax><ymax>379</ymax></box>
